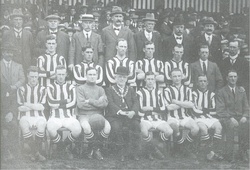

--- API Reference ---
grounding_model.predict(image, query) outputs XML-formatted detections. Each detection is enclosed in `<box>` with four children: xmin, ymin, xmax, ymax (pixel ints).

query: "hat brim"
<box><xmin>142</xmin><ymin>18</ymin><xmax>157</xmax><ymax>22</ymax></box>
<box><xmin>110</xmin><ymin>12</ymin><xmax>126</xmax><ymax>17</ymax></box>
<box><xmin>202</xmin><ymin>22</ymin><xmax>217</xmax><ymax>26</ymax></box>
<box><xmin>45</xmin><ymin>17</ymin><xmax>61</xmax><ymax>21</ymax></box>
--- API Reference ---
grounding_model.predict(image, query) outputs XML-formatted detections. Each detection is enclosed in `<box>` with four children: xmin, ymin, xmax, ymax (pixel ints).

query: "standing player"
<box><xmin>17</xmin><ymin>66</ymin><xmax>47</xmax><ymax>162</ymax></box>
<box><xmin>135</xmin><ymin>41</ymin><xmax>164</xmax><ymax>89</ymax></box>
<box><xmin>47</xmin><ymin>65</ymin><xmax>82</xmax><ymax>159</ymax></box>
<box><xmin>106</xmin><ymin>38</ymin><xmax>136</xmax><ymax>87</ymax></box>
<box><xmin>164</xmin><ymin>68</ymin><xmax>199</xmax><ymax>158</ymax></box>
<box><xmin>165</xmin><ymin>45</ymin><xmax>191</xmax><ymax>87</ymax></box>
<box><xmin>192</xmin><ymin>74</ymin><xmax>223</xmax><ymax>161</ymax></box>
<box><xmin>73</xmin><ymin>45</ymin><xmax>104</xmax><ymax>86</ymax></box>
<box><xmin>137</xmin><ymin>71</ymin><xmax>173</xmax><ymax>160</ymax></box>
<box><xmin>37</xmin><ymin>34</ymin><xmax>67</xmax><ymax>87</ymax></box>
<box><xmin>77</xmin><ymin>67</ymin><xmax>111</xmax><ymax>160</ymax></box>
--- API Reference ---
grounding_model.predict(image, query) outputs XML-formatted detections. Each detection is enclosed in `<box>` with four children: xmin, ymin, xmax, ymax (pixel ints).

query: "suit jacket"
<box><xmin>35</xmin><ymin>29</ymin><xmax>70</xmax><ymax>63</ymax></box>
<box><xmin>216</xmin><ymin>85</ymin><xmax>249</xmax><ymax>119</ymax></box>
<box><xmin>134</xmin><ymin>30</ymin><xmax>163</xmax><ymax>61</ymax></box>
<box><xmin>101</xmin><ymin>25</ymin><xmax>137</xmax><ymax>62</ymax></box>
<box><xmin>160</xmin><ymin>22</ymin><xmax>173</xmax><ymax>40</ymax></box>
<box><xmin>2</xmin><ymin>28</ymin><xmax>34</xmax><ymax>68</ymax></box>
<box><xmin>105</xmin><ymin>85</ymin><xmax>139</xmax><ymax>120</ymax></box>
<box><xmin>162</xmin><ymin>34</ymin><xmax>194</xmax><ymax>62</ymax></box>
<box><xmin>191</xmin><ymin>60</ymin><xmax>223</xmax><ymax>92</ymax></box>
<box><xmin>69</xmin><ymin>31</ymin><xmax>104</xmax><ymax>67</ymax></box>
<box><xmin>194</xmin><ymin>33</ymin><xmax>222</xmax><ymax>64</ymax></box>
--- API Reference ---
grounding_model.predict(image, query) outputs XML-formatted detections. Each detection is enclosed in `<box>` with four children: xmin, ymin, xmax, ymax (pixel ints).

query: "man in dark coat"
<box><xmin>105</xmin><ymin>66</ymin><xmax>141</xmax><ymax>162</ymax></box>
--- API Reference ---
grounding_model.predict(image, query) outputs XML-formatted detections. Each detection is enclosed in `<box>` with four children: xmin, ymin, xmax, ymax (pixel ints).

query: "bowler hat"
<box><xmin>80</xmin><ymin>14</ymin><xmax>94</xmax><ymax>21</ymax></box>
<box><xmin>142</xmin><ymin>13</ymin><xmax>157</xmax><ymax>22</ymax></box>
<box><xmin>173</xmin><ymin>16</ymin><xmax>185</xmax><ymax>26</ymax></box>
<box><xmin>10</xmin><ymin>9</ymin><xmax>24</xmax><ymax>19</ymax></box>
<box><xmin>110</xmin><ymin>6</ymin><xmax>126</xmax><ymax>17</ymax></box>
<box><xmin>45</xmin><ymin>14</ymin><xmax>61</xmax><ymax>21</ymax></box>
<box><xmin>115</xmin><ymin>66</ymin><xmax>129</xmax><ymax>76</ymax></box>
<box><xmin>202</xmin><ymin>17</ymin><xmax>217</xmax><ymax>26</ymax></box>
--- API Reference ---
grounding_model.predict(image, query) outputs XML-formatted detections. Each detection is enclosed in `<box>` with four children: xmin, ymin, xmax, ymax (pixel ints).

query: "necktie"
<box><xmin>232</xmin><ymin>88</ymin><xmax>235</xmax><ymax>98</ymax></box>
<box><xmin>6</xmin><ymin>62</ymin><xmax>11</xmax><ymax>84</ymax></box>
<box><xmin>16</xmin><ymin>32</ymin><xmax>21</xmax><ymax>39</ymax></box>
<box><xmin>231</xmin><ymin>59</ymin><xmax>235</xmax><ymax>65</ymax></box>
<box><xmin>207</xmin><ymin>36</ymin><xmax>211</xmax><ymax>45</ymax></box>
<box><xmin>86</xmin><ymin>33</ymin><xmax>89</xmax><ymax>41</ymax></box>
<box><xmin>203</xmin><ymin>62</ymin><xmax>207</xmax><ymax>75</ymax></box>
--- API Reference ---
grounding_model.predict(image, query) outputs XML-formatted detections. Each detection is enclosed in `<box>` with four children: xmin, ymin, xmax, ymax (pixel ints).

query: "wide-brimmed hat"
<box><xmin>173</xmin><ymin>16</ymin><xmax>185</xmax><ymax>26</ymax></box>
<box><xmin>142</xmin><ymin>13</ymin><xmax>157</xmax><ymax>22</ymax></box>
<box><xmin>80</xmin><ymin>14</ymin><xmax>94</xmax><ymax>21</ymax></box>
<box><xmin>45</xmin><ymin>14</ymin><xmax>61</xmax><ymax>21</ymax></box>
<box><xmin>1</xmin><ymin>43</ymin><xmax>17</xmax><ymax>51</ymax></box>
<box><xmin>115</xmin><ymin>66</ymin><xmax>129</xmax><ymax>76</ymax></box>
<box><xmin>10</xmin><ymin>9</ymin><xmax>24</xmax><ymax>19</ymax></box>
<box><xmin>110</xmin><ymin>6</ymin><xmax>126</xmax><ymax>17</ymax></box>
<box><xmin>202</xmin><ymin>17</ymin><xmax>217</xmax><ymax>26</ymax></box>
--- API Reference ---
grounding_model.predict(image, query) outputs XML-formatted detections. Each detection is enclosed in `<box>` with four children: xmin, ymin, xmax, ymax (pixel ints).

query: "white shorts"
<box><xmin>141</xmin><ymin>119</ymin><xmax>166</xmax><ymax>129</ymax></box>
<box><xmin>47</xmin><ymin>117</ymin><xmax>80</xmax><ymax>131</ymax></box>
<box><xmin>195</xmin><ymin>118</ymin><xmax>219</xmax><ymax>129</ymax></box>
<box><xmin>168</xmin><ymin>116</ymin><xmax>195</xmax><ymax>127</ymax></box>
<box><xmin>19</xmin><ymin>116</ymin><xmax>46</xmax><ymax>128</ymax></box>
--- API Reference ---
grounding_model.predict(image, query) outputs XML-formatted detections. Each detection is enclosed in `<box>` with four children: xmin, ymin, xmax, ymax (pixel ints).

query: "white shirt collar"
<box><xmin>113</xmin><ymin>25</ymin><xmax>121</xmax><ymax>30</ymax></box>
<box><xmin>200</xmin><ymin>59</ymin><xmax>208</xmax><ymax>66</ymax></box>
<box><xmin>49</xmin><ymin>29</ymin><xmax>58</xmax><ymax>33</ymax></box>
<box><xmin>174</xmin><ymin>34</ymin><xmax>183</xmax><ymax>39</ymax></box>
<box><xmin>205</xmin><ymin>33</ymin><xmax>212</xmax><ymax>39</ymax></box>
<box><xmin>14</xmin><ymin>28</ymin><xmax>22</xmax><ymax>32</ymax></box>
<box><xmin>230</xmin><ymin>53</ymin><xmax>239</xmax><ymax>60</ymax></box>
<box><xmin>3</xmin><ymin>59</ymin><xmax>12</xmax><ymax>67</ymax></box>
<box><xmin>83</xmin><ymin>30</ymin><xmax>92</xmax><ymax>36</ymax></box>
<box><xmin>228</xmin><ymin>85</ymin><xmax>236</xmax><ymax>92</ymax></box>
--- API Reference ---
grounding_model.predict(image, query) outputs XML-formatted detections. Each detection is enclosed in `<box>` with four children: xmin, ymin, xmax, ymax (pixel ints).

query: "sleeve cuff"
<box><xmin>117</xmin><ymin>110</ymin><xmax>122</xmax><ymax>115</ymax></box>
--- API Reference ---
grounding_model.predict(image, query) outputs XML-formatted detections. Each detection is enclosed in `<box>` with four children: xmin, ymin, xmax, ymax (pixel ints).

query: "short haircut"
<box><xmin>197</xmin><ymin>74</ymin><xmax>208</xmax><ymax>81</ymax></box>
<box><xmin>27</xmin><ymin>66</ymin><xmax>39</xmax><ymax>74</ymax></box>
<box><xmin>227</xmin><ymin>69</ymin><xmax>238</xmax><ymax>76</ymax></box>
<box><xmin>170</xmin><ymin>68</ymin><xmax>182</xmax><ymax>75</ymax></box>
<box><xmin>116</xmin><ymin>38</ymin><xmax>127</xmax><ymax>46</ymax></box>
<box><xmin>82</xmin><ymin>43</ymin><xmax>93</xmax><ymax>52</ymax></box>
<box><xmin>172</xmin><ymin>44</ymin><xmax>184</xmax><ymax>51</ymax></box>
<box><xmin>199</xmin><ymin>44</ymin><xmax>209</xmax><ymax>51</ymax></box>
<box><xmin>145</xmin><ymin>71</ymin><xmax>155</xmax><ymax>78</ymax></box>
<box><xmin>144</xmin><ymin>41</ymin><xmax>154</xmax><ymax>47</ymax></box>
<box><xmin>55</xmin><ymin>65</ymin><xmax>66</xmax><ymax>72</ymax></box>
<box><xmin>46</xmin><ymin>34</ymin><xmax>56</xmax><ymax>41</ymax></box>
<box><xmin>86</xmin><ymin>67</ymin><xmax>97</xmax><ymax>74</ymax></box>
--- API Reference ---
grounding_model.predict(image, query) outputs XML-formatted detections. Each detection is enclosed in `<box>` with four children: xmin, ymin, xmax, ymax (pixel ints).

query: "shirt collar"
<box><xmin>205</xmin><ymin>33</ymin><xmax>212</xmax><ymax>39</ymax></box>
<box><xmin>228</xmin><ymin>85</ymin><xmax>235</xmax><ymax>91</ymax></box>
<box><xmin>14</xmin><ymin>28</ymin><xmax>22</xmax><ymax>33</ymax></box>
<box><xmin>113</xmin><ymin>25</ymin><xmax>121</xmax><ymax>30</ymax></box>
<box><xmin>3</xmin><ymin>59</ymin><xmax>11</xmax><ymax>66</ymax></box>
<box><xmin>49</xmin><ymin>29</ymin><xmax>58</xmax><ymax>33</ymax></box>
<box><xmin>200</xmin><ymin>59</ymin><xmax>208</xmax><ymax>65</ymax></box>
<box><xmin>174</xmin><ymin>34</ymin><xmax>183</xmax><ymax>39</ymax></box>
<box><xmin>230</xmin><ymin>53</ymin><xmax>239</xmax><ymax>60</ymax></box>
<box><xmin>144</xmin><ymin>30</ymin><xmax>152</xmax><ymax>35</ymax></box>
<box><xmin>83</xmin><ymin>30</ymin><xmax>92</xmax><ymax>35</ymax></box>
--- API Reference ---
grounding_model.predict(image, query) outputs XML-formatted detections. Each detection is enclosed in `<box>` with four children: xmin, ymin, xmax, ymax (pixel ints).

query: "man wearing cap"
<box><xmin>105</xmin><ymin>66</ymin><xmax>141</xmax><ymax>161</ymax></box>
<box><xmin>101</xmin><ymin>6</ymin><xmax>136</xmax><ymax>62</ymax></box>
<box><xmin>35</xmin><ymin>14</ymin><xmax>70</xmax><ymax>63</ymax></box>
<box><xmin>134</xmin><ymin>13</ymin><xmax>163</xmax><ymax>61</ymax></box>
<box><xmin>160</xmin><ymin>12</ymin><xmax>174</xmax><ymax>40</ymax></box>
<box><xmin>162</xmin><ymin>15</ymin><xmax>194</xmax><ymax>62</ymax></box>
<box><xmin>69</xmin><ymin>14</ymin><xmax>104</xmax><ymax>70</ymax></box>
<box><xmin>194</xmin><ymin>17</ymin><xmax>221</xmax><ymax>64</ymax></box>
<box><xmin>2</xmin><ymin>8</ymin><xmax>34</xmax><ymax>70</ymax></box>
<box><xmin>1</xmin><ymin>43</ymin><xmax>25</xmax><ymax>161</ymax></box>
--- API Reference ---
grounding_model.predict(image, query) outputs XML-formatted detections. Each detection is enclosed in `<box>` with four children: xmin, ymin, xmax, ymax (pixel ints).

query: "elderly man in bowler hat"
<box><xmin>1</xmin><ymin>43</ymin><xmax>25</xmax><ymax>161</ymax></box>
<box><xmin>69</xmin><ymin>14</ymin><xmax>104</xmax><ymax>69</ymax></box>
<box><xmin>101</xmin><ymin>6</ymin><xmax>137</xmax><ymax>62</ymax></box>
<box><xmin>134</xmin><ymin>13</ymin><xmax>163</xmax><ymax>61</ymax></box>
<box><xmin>35</xmin><ymin>14</ymin><xmax>70</xmax><ymax>63</ymax></box>
<box><xmin>2</xmin><ymin>8</ymin><xmax>34</xmax><ymax>69</ymax></box>
<box><xmin>105</xmin><ymin>66</ymin><xmax>141</xmax><ymax>161</ymax></box>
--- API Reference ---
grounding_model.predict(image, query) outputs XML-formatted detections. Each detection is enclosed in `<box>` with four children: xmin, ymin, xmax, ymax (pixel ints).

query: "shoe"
<box><xmin>120</xmin><ymin>155</ymin><xmax>125</xmax><ymax>162</ymax></box>
<box><xmin>94</xmin><ymin>148</ymin><xmax>104</xmax><ymax>160</ymax></box>
<box><xmin>147</xmin><ymin>153</ymin><xmax>154</xmax><ymax>160</ymax></box>
<box><xmin>65</xmin><ymin>146</ymin><xmax>74</xmax><ymax>160</ymax></box>
<box><xmin>154</xmin><ymin>147</ymin><xmax>165</xmax><ymax>160</ymax></box>
<box><xmin>87</xmin><ymin>149</ymin><xmax>94</xmax><ymax>159</ymax></box>
<box><xmin>35</xmin><ymin>152</ymin><xmax>46</xmax><ymax>162</ymax></box>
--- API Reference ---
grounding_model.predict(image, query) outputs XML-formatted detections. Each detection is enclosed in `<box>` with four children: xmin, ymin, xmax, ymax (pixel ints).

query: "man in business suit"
<box><xmin>1</xmin><ymin>43</ymin><xmax>25</xmax><ymax>161</ymax></box>
<box><xmin>216</xmin><ymin>70</ymin><xmax>249</xmax><ymax>162</ymax></box>
<box><xmin>134</xmin><ymin>13</ymin><xmax>163</xmax><ymax>61</ymax></box>
<box><xmin>2</xmin><ymin>9</ymin><xmax>34</xmax><ymax>70</ymax></box>
<box><xmin>162</xmin><ymin>15</ymin><xmax>194</xmax><ymax>62</ymax></box>
<box><xmin>105</xmin><ymin>66</ymin><xmax>141</xmax><ymax>162</ymax></box>
<box><xmin>160</xmin><ymin>12</ymin><xmax>174</xmax><ymax>40</ymax></box>
<box><xmin>68</xmin><ymin>14</ymin><xmax>104</xmax><ymax>70</ymax></box>
<box><xmin>190</xmin><ymin>45</ymin><xmax>223</xmax><ymax>93</ymax></box>
<box><xmin>220</xmin><ymin>40</ymin><xmax>249</xmax><ymax>98</ymax></box>
<box><xmin>194</xmin><ymin>17</ymin><xmax>221</xmax><ymax>64</ymax></box>
<box><xmin>101</xmin><ymin>6</ymin><xmax>136</xmax><ymax>62</ymax></box>
<box><xmin>35</xmin><ymin>14</ymin><xmax>70</xmax><ymax>64</ymax></box>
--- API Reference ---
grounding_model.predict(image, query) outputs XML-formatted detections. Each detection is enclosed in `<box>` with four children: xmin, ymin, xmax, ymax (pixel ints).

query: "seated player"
<box><xmin>47</xmin><ymin>65</ymin><xmax>82</xmax><ymax>159</ymax></box>
<box><xmin>105</xmin><ymin>66</ymin><xmax>141</xmax><ymax>162</ymax></box>
<box><xmin>106</xmin><ymin>38</ymin><xmax>136</xmax><ymax>87</ymax></box>
<box><xmin>17</xmin><ymin>66</ymin><xmax>47</xmax><ymax>162</ymax></box>
<box><xmin>137</xmin><ymin>71</ymin><xmax>173</xmax><ymax>160</ymax></box>
<box><xmin>192</xmin><ymin>74</ymin><xmax>223</xmax><ymax>161</ymax></box>
<box><xmin>77</xmin><ymin>67</ymin><xmax>111</xmax><ymax>160</ymax></box>
<box><xmin>135</xmin><ymin>41</ymin><xmax>165</xmax><ymax>89</ymax></box>
<box><xmin>73</xmin><ymin>44</ymin><xmax>104</xmax><ymax>86</ymax></box>
<box><xmin>165</xmin><ymin>45</ymin><xmax>191</xmax><ymax>87</ymax></box>
<box><xmin>37</xmin><ymin>34</ymin><xmax>67</xmax><ymax>87</ymax></box>
<box><xmin>163</xmin><ymin>68</ymin><xmax>199</xmax><ymax>158</ymax></box>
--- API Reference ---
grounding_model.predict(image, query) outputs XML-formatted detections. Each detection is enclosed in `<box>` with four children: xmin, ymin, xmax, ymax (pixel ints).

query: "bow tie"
<box><xmin>176</xmin><ymin>37</ymin><xmax>182</xmax><ymax>40</ymax></box>
<box><xmin>114</xmin><ymin>28</ymin><xmax>120</xmax><ymax>31</ymax></box>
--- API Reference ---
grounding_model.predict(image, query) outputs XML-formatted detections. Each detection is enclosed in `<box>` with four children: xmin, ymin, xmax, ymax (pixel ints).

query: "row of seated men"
<box><xmin>1</xmin><ymin>39</ymin><xmax>249</xmax><ymax>163</ymax></box>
